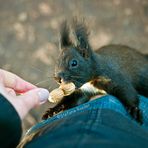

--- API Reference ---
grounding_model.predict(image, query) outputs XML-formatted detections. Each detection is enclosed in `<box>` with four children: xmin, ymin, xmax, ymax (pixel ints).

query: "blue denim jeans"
<box><xmin>26</xmin><ymin>95</ymin><xmax>148</xmax><ymax>148</ymax></box>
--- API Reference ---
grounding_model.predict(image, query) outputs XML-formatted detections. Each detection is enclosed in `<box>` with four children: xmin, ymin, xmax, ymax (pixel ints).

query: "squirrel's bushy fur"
<box><xmin>43</xmin><ymin>18</ymin><xmax>148</xmax><ymax>124</ymax></box>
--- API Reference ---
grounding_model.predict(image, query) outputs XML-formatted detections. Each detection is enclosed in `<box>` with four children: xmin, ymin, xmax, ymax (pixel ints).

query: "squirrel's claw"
<box><xmin>127</xmin><ymin>106</ymin><xmax>143</xmax><ymax>125</ymax></box>
<box><xmin>42</xmin><ymin>105</ymin><xmax>66</xmax><ymax>120</ymax></box>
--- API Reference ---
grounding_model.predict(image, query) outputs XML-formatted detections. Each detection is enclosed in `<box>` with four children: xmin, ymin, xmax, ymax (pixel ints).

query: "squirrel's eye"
<box><xmin>70</xmin><ymin>59</ymin><xmax>78</xmax><ymax>68</ymax></box>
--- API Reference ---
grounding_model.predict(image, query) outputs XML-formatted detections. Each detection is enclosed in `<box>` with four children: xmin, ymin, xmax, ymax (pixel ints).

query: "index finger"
<box><xmin>0</xmin><ymin>69</ymin><xmax>37</xmax><ymax>93</ymax></box>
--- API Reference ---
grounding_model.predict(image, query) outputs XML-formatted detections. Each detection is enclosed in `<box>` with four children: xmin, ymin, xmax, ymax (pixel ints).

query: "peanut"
<box><xmin>48</xmin><ymin>82</ymin><xmax>75</xmax><ymax>103</ymax></box>
<box><xmin>60</xmin><ymin>82</ymin><xmax>75</xmax><ymax>96</ymax></box>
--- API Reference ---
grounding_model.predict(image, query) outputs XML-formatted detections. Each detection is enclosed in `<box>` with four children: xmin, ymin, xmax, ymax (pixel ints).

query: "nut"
<box><xmin>60</xmin><ymin>82</ymin><xmax>75</xmax><ymax>96</ymax></box>
<box><xmin>48</xmin><ymin>88</ymin><xmax>64</xmax><ymax>103</ymax></box>
<box><xmin>48</xmin><ymin>82</ymin><xmax>76</xmax><ymax>103</ymax></box>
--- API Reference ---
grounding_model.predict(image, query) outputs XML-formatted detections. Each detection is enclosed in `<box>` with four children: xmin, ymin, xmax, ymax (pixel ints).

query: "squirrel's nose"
<box><xmin>54</xmin><ymin>76</ymin><xmax>62</xmax><ymax>83</ymax></box>
<box><xmin>54</xmin><ymin>72</ymin><xmax>64</xmax><ymax>84</ymax></box>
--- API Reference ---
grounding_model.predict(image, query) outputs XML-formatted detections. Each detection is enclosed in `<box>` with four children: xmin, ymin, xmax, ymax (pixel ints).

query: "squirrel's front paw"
<box><xmin>42</xmin><ymin>108</ymin><xmax>54</xmax><ymax>120</ymax></box>
<box><xmin>42</xmin><ymin>104</ymin><xmax>66</xmax><ymax>120</ymax></box>
<box><xmin>127</xmin><ymin>106</ymin><xmax>143</xmax><ymax>124</ymax></box>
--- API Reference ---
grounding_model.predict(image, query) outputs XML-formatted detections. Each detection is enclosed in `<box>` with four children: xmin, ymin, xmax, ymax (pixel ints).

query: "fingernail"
<box><xmin>38</xmin><ymin>89</ymin><xmax>49</xmax><ymax>103</ymax></box>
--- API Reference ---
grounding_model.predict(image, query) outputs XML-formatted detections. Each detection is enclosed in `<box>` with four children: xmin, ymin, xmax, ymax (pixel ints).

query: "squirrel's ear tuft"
<box><xmin>59</xmin><ymin>20</ymin><xmax>72</xmax><ymax>49</ymax></box>
<box><xmin>72</xmin><ymin>18</ymin><xmax>92</xmax><ymax>58</ymax></box>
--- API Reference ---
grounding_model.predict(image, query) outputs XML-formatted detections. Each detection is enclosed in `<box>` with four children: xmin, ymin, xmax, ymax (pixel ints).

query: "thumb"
<box><xmin>16</xmin><ymin>88</ymin><xmax>49</xmax><ymax>119</ymax></box>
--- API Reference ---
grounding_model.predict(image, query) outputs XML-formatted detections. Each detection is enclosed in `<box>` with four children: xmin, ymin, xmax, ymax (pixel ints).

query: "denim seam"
<box><xmin>75</xmin><ymin>109</ymin><xmax>93</xmax><ymax>148</ymax></box>
<box><xmin>76</xmin><ymin>108</ymin><xmax>101</xmax><ymax>147</ymax></box>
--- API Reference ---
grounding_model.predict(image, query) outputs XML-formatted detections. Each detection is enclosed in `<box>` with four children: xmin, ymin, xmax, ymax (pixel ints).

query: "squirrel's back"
<box><xmin>96</xmin><ymin>44</ymin><xmax>147</xmax><ymax>64</ymax></box>
<box><xmin>95</xmin><ymin>44</ymin><xmax>148</xmax><ymax>71</ymax></box>
<box><xmin>95</xmin><ymin>44</ymin><xmax>148</xmax><ymax>96</ymax></box>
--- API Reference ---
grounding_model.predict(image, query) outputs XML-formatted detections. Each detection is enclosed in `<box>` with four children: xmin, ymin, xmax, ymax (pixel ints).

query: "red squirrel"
<box><xmin>42</xmin><ymin>19</ymin><xmax>148</xmax><ymax>124</ymax></box>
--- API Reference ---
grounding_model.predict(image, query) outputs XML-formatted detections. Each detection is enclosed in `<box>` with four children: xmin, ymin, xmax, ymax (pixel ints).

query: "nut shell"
<box><xmin>48</xmin><ymin>88</ymin><xmax>64</xmax><ymax>103</ymax></box>
<box><xmin>48</xmin><ymin>82</ymin><xmax>76</xmax><ymax>103</ymax></box>
<box><xmin>60</xmin><ymin>82</ymin><xmax>75</xmax><ymax>96</ymax></box>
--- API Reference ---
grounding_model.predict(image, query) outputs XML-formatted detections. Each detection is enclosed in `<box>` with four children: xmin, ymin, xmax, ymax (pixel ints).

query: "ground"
<box><xmin>0</xmin><ymin>0</ymin><xmax>148</xmax><ymax>132</ymax></box>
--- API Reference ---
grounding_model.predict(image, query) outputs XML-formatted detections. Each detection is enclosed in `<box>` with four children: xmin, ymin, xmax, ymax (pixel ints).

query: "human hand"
<box><xmin>0</xmin><ymin>69</ymin><xmax>49</xmax><ymax>120</ymax></box>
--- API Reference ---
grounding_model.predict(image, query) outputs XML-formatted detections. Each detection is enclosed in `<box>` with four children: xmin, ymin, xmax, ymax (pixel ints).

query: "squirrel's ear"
<box><xmin>59</xmin><ymin>20</ymin><xmax>72</xmax><ymax>50</ymax></box>
<box><xmin>72</xmin><ymin>18</ymin><xmax>92</xmax><ymax>58</ymax></box>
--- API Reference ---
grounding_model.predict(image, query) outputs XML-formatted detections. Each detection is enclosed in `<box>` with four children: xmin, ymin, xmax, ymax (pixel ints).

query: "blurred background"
<box><xmin>0</xmin><ymin>0</ymin><xmax>148</xmax><ymax>133</ymax></box>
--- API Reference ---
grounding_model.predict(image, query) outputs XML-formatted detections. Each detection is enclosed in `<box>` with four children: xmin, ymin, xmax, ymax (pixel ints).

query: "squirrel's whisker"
<box><xmin>35</xmin><ymin>79</ymin><xmax>51</xmax><ymax>86</ymax></box>
<box><xmin>30</xmin><ymin>65</ymin><xmax>45</xmax><ymax>74</ymax></box>
<box><xmin>70</xmin><ymin>75</ymin><xmax>83</xmax><ymax>79</ymax></box>
<box><xmin>30</xmin><ymin>65</ymin><xmax>55</xmax><ymax>78</ymax></box>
